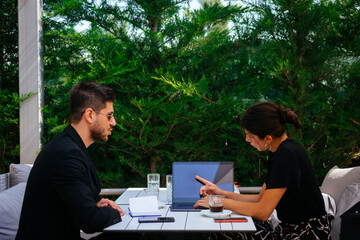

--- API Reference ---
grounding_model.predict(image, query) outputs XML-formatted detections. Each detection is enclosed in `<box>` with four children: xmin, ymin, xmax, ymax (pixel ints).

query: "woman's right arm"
<box><xmin>196</xmin><ymin>175</ymin><xmax>266</xmax><ymax>203</ymax></box>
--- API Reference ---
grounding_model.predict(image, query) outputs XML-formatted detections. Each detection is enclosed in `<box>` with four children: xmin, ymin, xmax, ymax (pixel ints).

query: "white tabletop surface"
<box><xmin>104</xmin><ymin>188</ymin><xmax>256</xmax><ymax>232</ymax></box>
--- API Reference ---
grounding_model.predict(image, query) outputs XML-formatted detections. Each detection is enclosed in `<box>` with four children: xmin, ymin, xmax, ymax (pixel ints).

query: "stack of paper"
<box><xmin>128</xmin><ymin>196</ymin><xmax>161</xmax><ymax>217</ymax></box>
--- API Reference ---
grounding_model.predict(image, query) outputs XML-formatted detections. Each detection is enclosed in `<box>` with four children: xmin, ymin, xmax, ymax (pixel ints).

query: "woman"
<box><xmin>194</xmin><ymin>101</ymin><xmax>331</xmax><ymax>239</ymax></box>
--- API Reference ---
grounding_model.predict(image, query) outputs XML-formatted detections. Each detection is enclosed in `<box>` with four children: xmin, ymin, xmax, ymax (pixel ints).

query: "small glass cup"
<box><xmin>166</xmin><ymin>174</ymin><xmax>172</xmax><ymax>204</ymax></box>
<box><xmin>147</xmin><ymin>173</ymin><xmax>160</xmax><ymax>189</ymax></box>
<box><xmin>208</xmin><ymin>195</ymin><xmax>225</xmax><ymax>213</ymax></box>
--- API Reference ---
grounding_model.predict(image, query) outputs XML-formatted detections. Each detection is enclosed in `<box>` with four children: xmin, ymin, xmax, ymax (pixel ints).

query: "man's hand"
<box><xmin>97</xmin><ymin>198</ymin><xmax>125</xmax><ymax>216</ymax></box>
<box><xmin>196</xmin><ymin>175</ymin><xmax>223</xmax><ymax>196</ymax></box>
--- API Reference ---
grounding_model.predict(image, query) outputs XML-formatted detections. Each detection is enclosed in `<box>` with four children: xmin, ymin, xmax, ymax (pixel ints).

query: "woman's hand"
<box><xmin>196</xmin><ymin>175</ymin><xmax>223</xmax><ymax>196</ymax></box>
<box><xmin>193</xmin><ymin>196</ymin><xmax>209</xmax><ymax>209</ymax></box>
<box><xmin>97</xmin><ymin>198</ymin><xmax>125</xmax><ymax>216</ymax></box>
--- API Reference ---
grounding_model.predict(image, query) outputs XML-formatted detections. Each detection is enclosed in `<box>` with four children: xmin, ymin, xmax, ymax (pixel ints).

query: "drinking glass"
<box><xmin>147</xmin><ymin>173</ymin><xmax>160</xmax><ymax>189</ymax></box>
<box><xmin>208</xmin><ymin>195</ymin><xmax>225</xmax><ymax>213</ymax></box>
<box><xmin>166</xmin><ymin>174</ymin><xmax>172</xmax><ymax>204</ymax></box>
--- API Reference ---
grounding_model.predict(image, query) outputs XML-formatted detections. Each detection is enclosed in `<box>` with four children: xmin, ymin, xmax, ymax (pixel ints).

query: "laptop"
<box><xmin>171</xmin><ymin>161</ymin><xmax>234</xmax><ymax>212</ymax></box>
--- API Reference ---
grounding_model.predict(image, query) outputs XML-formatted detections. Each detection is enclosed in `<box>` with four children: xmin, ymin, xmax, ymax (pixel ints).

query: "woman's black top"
<box><xmin>265</xmin><ymin>138</ymin><xmax>326</xmax><ymax>224</ymax></box>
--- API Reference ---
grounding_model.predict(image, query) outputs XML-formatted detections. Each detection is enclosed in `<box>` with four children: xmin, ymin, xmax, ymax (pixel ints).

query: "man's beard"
<box><xmin>90</xmin><ymin>122</ymin><xmax>109</xmax><ymax>142</ymax></box>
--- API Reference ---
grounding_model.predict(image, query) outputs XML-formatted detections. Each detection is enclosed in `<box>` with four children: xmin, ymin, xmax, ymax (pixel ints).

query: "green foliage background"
<box><xmin>0</xmin><ymin>0</ymin><xmax>19</xmax><ymax>173</ymax></box>
<box><xmin>1</xmin><ymin>0</ymin><xmax>359</xmax><ymax>188</ymax></box>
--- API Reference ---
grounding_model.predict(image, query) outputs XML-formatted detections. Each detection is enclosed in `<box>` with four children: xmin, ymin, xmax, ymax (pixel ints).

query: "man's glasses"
<box><xmin>80</xmin><ymin>108</ymin><xmax>115</xmax><ymax>122</ymax></box>
<box><xmin>95</xmin><ymin>111</ymin><xmax>115</xmax><ymax>121</ymax></box>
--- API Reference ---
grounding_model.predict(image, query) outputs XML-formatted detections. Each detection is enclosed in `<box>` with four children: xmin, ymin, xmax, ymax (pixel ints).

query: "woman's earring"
<box><xmin>265</xmin><ymin>143</ymin><xmax>272</xmax><ymax>151</ymax></box>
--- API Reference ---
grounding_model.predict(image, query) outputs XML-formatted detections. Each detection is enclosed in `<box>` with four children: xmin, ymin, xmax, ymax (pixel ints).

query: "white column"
<box><xmin>18</xmin><ymin>0</ymin><xmax>44</xmax><ymax>164</ymax></box>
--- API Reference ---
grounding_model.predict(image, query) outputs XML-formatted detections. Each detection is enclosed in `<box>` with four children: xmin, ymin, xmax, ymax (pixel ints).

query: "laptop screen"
<box><xmin>172</xmin><ymin>162</ymin><xmax>234</xmax><ymax>203</ymax></box>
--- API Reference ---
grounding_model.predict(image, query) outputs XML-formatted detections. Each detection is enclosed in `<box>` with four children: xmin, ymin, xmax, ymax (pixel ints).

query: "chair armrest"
<box><xmin>238</xmin><ymin>186</ymin><xmax>262</xmax><ymax>194</ymax></box>
<box><xmin>99</xmin><ymin>188</ymin><xmax>126</xmax><ymax>196</ymax></box>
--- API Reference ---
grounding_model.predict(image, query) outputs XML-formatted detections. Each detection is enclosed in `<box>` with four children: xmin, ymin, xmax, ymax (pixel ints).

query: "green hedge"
<box><xmin>1</xmin><ymin>1</ymin><xmax>359</xmax><ymax>189</ymax></box>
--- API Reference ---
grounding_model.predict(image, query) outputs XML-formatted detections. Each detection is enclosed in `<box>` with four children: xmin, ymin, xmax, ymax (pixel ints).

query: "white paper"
<box><xmin>129</xmin><ymin>196</ymin><xmax>161</xmax><ymax>217</ymax></box>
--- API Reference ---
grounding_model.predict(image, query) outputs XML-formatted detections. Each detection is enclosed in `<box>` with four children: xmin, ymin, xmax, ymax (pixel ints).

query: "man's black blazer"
<box><xmin>16</xmin><ymin>125</ymin><xmax>121</xmax><ymax>240</ymax></box>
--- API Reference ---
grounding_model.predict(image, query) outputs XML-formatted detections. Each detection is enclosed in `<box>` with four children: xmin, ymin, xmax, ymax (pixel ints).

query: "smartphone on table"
<box><xmin>138</xmin><ymin>217</ymin><xmax>175</xmax><ymax>223</ymax></box>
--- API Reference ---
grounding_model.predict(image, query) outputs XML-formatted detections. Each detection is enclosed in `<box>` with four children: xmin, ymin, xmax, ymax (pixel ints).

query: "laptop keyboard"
<box><xmin>172</xmin><ymin>202</ymin><xmax>194</xmax><ymax>208</ymax></box>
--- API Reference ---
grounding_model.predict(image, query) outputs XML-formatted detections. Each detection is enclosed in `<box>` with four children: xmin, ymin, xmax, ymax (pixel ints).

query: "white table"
<box><xmin>104</xmin><ymin>188</ymin><xmax>256</xmax><ymax>233</ymax></box>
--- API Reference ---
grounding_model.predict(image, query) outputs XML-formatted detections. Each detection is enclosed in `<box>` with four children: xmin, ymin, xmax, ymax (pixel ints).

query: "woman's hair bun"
<box><xmin>283</xmin><ymin>108</ymin><xmax>302</xmax><ymax>129</ymax></box>
<box><xmin>241</xmin><ymin>101</ymin><xmax>302</xmax><ymax>139</ymax></box>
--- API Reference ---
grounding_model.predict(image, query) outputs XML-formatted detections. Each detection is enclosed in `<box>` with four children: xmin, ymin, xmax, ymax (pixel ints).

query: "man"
<box><xmin>16</xmin><ymin>81</ymin><xmax>124</xmax><ymax>240</ymax></box>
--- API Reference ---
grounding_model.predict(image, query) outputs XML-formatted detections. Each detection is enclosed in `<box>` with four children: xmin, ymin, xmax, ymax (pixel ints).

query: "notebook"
<box><xmin>128</xmin><ymin>196</ymin><xmax>161</xmax><ymax>217</ymax></box>
<box><xmin>171</xmin><ymin>161</ymin><xmax>234</xmax><ymax>212</ymax></box>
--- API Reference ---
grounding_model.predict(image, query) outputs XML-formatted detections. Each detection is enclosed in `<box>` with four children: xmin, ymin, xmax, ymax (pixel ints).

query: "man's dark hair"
<box><xmin>241</xmin><ymin>101</ymin><xmax>301</xmax><ymax>139</ymax></box>
<box><xmin>69</xmin><ymin>81</ymin><xmax>116</xmax><ymax>123</ymax></box>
